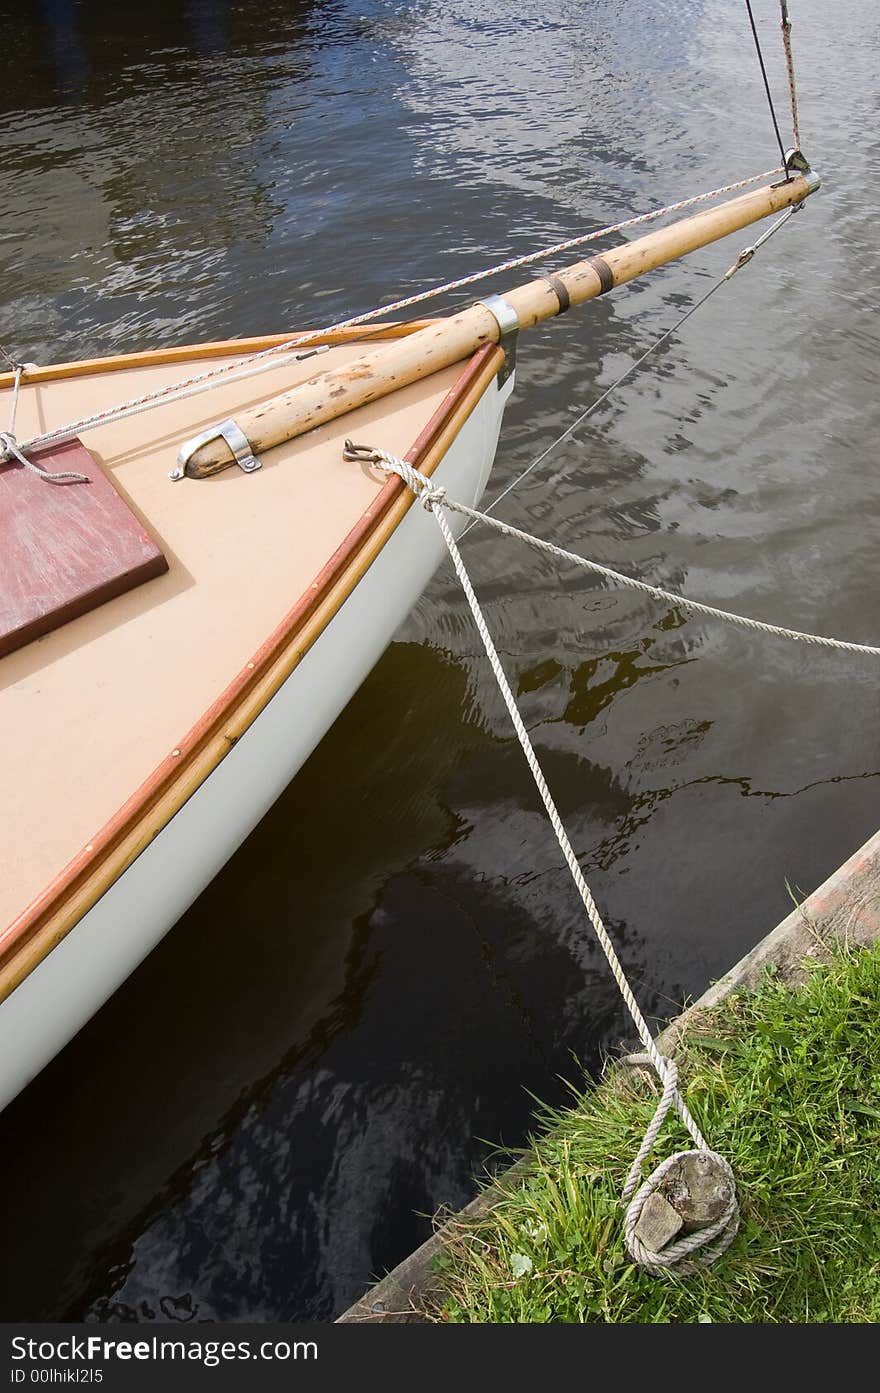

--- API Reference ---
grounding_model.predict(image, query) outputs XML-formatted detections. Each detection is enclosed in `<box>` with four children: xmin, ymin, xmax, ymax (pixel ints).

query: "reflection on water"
<box><xmin>1</xmin><ymin>0</ymin><xmax>879</xmax><ymax>1321</ymax></box>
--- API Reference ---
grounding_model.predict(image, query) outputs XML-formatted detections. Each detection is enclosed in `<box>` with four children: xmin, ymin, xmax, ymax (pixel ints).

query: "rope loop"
<box><xmin>620</xmin><ymin>1052</ymin><xmax>683</xmax><ymax>1202</ymax></box>
<box><xmin>343</xmin><ymin>442</ymin><xmax>445</xmax><ymax>510</ymax></box>
<box><xmin>623</xmin><ymin>1150</ymin><xmax>740</xmax><ymax>1277</ymax></box>
<box><xmin>619</xmin><ymin>1055</ymin><xmax>739</xmax><ymax>1275</ymax></box>
<box><xmin>0</xmin><ymin>430</ymin><xmax>89</xmax><ymax>485</ymax></box>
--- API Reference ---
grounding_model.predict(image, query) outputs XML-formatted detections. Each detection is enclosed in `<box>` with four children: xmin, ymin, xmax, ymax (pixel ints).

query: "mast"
<box><xmin>181</xmin><ymin>171</ymin><xmax>818</xmax><ymax>478</ymax></box>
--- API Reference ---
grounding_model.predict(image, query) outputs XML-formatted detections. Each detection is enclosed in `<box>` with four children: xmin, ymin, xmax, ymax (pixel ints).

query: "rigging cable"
<box><xmin>744</xmin><ymin>0</ymin><xmax>788</xmax><ymax>167</ymax></box>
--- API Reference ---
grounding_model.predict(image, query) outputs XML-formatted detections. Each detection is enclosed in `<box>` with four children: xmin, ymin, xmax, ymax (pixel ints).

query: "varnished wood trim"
<box><xmin>0</xmin><ymin>322</ymin><xmax>437</xmax><ymax>390</ymax></box>
<box><xmin>0</xmin><ymin>343</ymin><xmax>504</xmax><ymax>998</ymax></box>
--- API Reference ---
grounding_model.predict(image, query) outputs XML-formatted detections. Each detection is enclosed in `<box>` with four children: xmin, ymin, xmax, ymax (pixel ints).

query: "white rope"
<box><xmin>0</xmin><ymin>429</ymin><xmax>89</xmax><ymax>485</ymax></box>
<box><xmin>5</xmin><ymin>166</ymin><xmax>783</xmax><ymax>458</ymax></box>
<box><xmin>623</xmin><ymin>1146</ymin><xmax>739</xmax><ymax>1276</ymax></box>
<box><xmin>619</xmin><ymin>1054</ymin><xmax>739</xmax><ymax>1273</ymax></box>
<box><xmin>359</xmin><ymin>451</ymin><xmax>880</xmax><ymax>660</ymax></box>
<box><xmin>7</xmin><ymin>364</ymin><xmax>24</xmax><ymax>436</ymax></box>
<box><xmin>347</xmin><ymin>439</ymin><xmax>880</xmax><ymax>1271</ymax></box>
<box><xmin>417</xmin><ymin>490</ymin><xmax>705</xmax><ymax>1133</ymax></box>
<box><xmin>349</xmin><ymin>447</ymin><xmax>752</xmax><ymax>1273</ymax></box>
<box><xmin>2</xmin><ymin>363</ymin><xmax>89</xmax><ymax>485</ymax></box>
<box><xmin>11</xmin><ymin>346</ymin><xmax>329</xmax><ymax>457</ymax></box>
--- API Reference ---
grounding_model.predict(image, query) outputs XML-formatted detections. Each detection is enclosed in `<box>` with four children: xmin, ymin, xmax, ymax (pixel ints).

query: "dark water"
<box><xmin>1</xmin><ymin>0</ymin><xmax>878</xmax><ymax>1321</ymax></box>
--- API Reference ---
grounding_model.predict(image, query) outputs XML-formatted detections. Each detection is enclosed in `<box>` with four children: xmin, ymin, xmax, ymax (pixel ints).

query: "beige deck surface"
<box><xmin>1</xmin><ymin>345</ymin><xmax>461</xmax><ymax>929</ymax></box>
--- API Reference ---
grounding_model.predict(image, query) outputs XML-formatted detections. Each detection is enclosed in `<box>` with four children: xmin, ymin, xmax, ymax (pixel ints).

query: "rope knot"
<box><xmin>0</xmin><ymin>430</ymin><xmax>89</xmax><ymax>485</ymax></box>
<box><xmin>620</xmin><ymin>1053</ymin><xmax>738</xmax><ymax>1276</ymax></box>
<box><xmin>418</xmin><ymin>482</ymin><xmax>446</xmax><ymax>512</ymax></box>
<box><xmin>343</xmin><ymin>440</ymin><xmax>447</xmax><ymax>511</ymax></box>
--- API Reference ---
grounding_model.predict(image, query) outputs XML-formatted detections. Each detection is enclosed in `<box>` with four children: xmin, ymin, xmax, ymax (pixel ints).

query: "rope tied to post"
<box><xmin>346</xmin><ymin>430</ymin><xmax>880</xmax><ymax>1272</ymax></box>
<box><xmin>343</xmin><ymin>444</ymin><xmax>763</xmax><ymax>1275</ymax></box>
<box><xmin>620</xmin><ymin>1055</ymin><xmax>739</xmax><ymax>1276</ymax></box>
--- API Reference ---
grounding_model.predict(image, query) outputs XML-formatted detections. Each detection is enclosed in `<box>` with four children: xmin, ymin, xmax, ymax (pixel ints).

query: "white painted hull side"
<box><xmin>0</xmin><ymin>375</ymin><xmax>513</xmax><ymax>1112</ymax></box>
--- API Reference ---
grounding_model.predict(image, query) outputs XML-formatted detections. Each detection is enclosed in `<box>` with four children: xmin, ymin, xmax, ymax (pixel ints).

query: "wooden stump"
<box><xmin>660</xmin><ymin>1152</ymin><xmax>734</xmax><ymax>1234</ymax></box>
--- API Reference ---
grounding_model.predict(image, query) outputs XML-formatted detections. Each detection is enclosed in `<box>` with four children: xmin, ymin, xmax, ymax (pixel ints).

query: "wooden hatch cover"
<box><xmin>0</xmin><ymin>437</ymin><xmax>168</xmax><ymax>658</ymax></box>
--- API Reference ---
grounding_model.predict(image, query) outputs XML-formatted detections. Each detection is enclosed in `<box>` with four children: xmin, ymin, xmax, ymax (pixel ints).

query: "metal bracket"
<box><xmin>784</xmin><ymin>148</ymin><xmax>820</xmax><ymax>193</ymax></box>
<box><xmin>170</xmin><ymin>418</ymin><xmax>261</xmax><ymax>481</ymax></box>
<box><xmin>773</xmin><ymin>150</ymin><xmax>820</xmax><ymax>196</ymax></box>
<box><xmin>343</xmin><ymin>439</ymin><xmax>380</xmax><ymax>463</ymax></box>
<box><xmin>476</xmin><ymin>293</ymin><xmax>519</xmax><ymax>388</ymax></box>
<box><xmin>784</xmin><ymin>147</ymin><xmax>810</xmax><ymax>174</ymax></box>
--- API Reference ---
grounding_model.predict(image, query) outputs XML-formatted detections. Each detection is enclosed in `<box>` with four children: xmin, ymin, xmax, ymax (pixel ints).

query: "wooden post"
<box><xmin>184</xmin><ymin>173</ymin><xmax>817</xmax><ymax>476</ymax></box>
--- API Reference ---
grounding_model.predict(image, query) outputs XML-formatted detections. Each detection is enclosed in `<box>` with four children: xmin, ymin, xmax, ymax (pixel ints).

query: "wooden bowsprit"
<box><xmin>178</xmin><ymin>169</ymin><xmax>819</xmax><ymax>478</ymax></box>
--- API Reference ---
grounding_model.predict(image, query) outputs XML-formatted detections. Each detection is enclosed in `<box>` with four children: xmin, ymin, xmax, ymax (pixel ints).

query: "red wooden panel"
<box><xmin>0</xmin><ymin>437</ymin><xmax>168</xmax><ymax>658</ymax></box>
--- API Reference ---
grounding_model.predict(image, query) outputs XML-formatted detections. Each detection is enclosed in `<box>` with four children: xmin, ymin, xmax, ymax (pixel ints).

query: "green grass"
<box><xmin>434</xmin><ymin>940</ymin><xmax>880</xmax><ymax>1323</ymax></box>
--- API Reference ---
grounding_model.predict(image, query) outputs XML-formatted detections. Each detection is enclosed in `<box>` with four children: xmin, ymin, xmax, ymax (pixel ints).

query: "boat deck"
<box><xmin>1</xmin><ymin>340</ymin><xmax>462</xmax><ymax>932</ymax></box>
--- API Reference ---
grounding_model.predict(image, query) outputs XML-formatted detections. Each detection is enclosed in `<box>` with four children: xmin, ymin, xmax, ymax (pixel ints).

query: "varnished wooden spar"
<box><xmin>184</xmin><ymin>173</ymin><xmax>817</xmax><ymax>477</ymax></box>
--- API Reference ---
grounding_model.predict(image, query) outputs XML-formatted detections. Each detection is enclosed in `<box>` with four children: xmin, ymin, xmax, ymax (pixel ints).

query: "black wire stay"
<box><xmin>744</xmin><ymin>0</ymin><xmax>789</xmax><ymax>168</ymax></box>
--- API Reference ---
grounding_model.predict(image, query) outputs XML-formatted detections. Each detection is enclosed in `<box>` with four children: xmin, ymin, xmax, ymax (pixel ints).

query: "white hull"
<box><xmin>0</xmin><ymin>374</ymin><xmax>512</xmax><ymax>1112</ymax></box>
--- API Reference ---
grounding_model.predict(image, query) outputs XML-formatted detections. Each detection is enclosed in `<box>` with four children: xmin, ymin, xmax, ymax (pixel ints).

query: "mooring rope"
<box><xmin>345</xmin><ymin>448</ymin><xmax>772</xmax><ymax>1272</ymax></box>
<box><xmin>6</xmin><ymin>363</ymin><xmax>24</xmax><ymax>437</ymax></box>
<box><xmin>5</xmin><ymin>166</ymin><xmax>783</xmax><ymax>460</ymax></box>
<box><xmin>351</xmin><ymin>451</ymin><xmax>880</xmax><ymax>660</ymax></box>
<box><xmin>620</xmin><ymin>1056</ymin><xmax>739</xmax><ymax>1275</ymax></box>
<box><xmin>345</xmin><ymin>441</ymin><xmax>880</xmax><ymax>1271</ymax></box>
